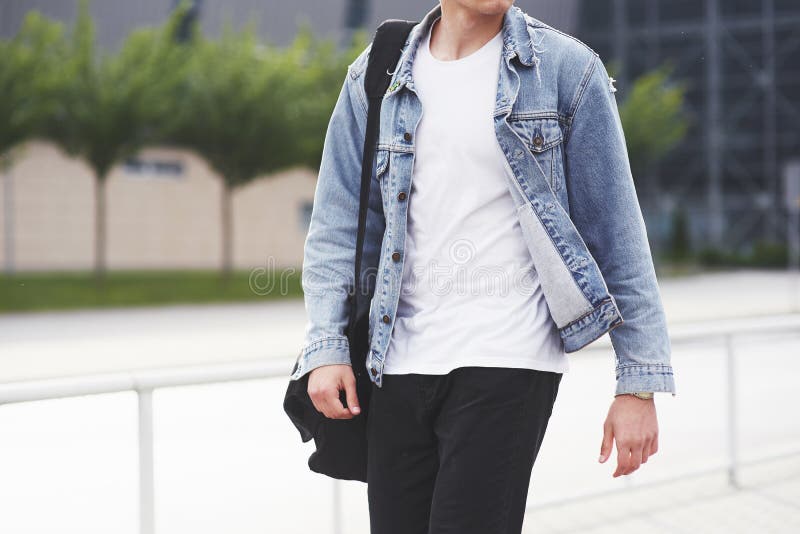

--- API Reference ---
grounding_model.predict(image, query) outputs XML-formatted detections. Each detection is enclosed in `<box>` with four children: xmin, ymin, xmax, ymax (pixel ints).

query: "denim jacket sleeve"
<box><xmin>564</xmin><ymin>53</ymin><xmax>677</xmax><ymax>397</ymax></box>
<box><xmin>289</xmin><ymin>47</ymin><xmax>386</xmax><ymax>381</ymax></box>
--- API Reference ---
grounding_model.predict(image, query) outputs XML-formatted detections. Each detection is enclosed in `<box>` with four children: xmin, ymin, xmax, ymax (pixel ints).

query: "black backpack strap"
<box><xmin>364</xmin><ymin>20</ymin><xmax>417</xmax><ymax>99</ymax></box>
<box><xmin>347</xmin><ymin>19</ymin><xmax>417</xmax><ymax>349</ymax></box>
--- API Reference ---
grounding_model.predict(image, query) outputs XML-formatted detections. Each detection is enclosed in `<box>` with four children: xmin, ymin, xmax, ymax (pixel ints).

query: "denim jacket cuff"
<box><xmin>615</xmin><ymin>363</ymin><xmax>676</xmax><ymax>397</ymax></box>
<box><xmin>290</xmin><ymin>336</ymin><xmax>352</xmax><ymax>381</ymax></box>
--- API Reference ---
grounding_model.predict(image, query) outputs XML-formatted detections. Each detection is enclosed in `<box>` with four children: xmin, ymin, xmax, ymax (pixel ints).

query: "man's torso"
<box><xmin>382</xmin><ymin>14</ymin><xmax>567</xmax><ymax>375</ymax></box>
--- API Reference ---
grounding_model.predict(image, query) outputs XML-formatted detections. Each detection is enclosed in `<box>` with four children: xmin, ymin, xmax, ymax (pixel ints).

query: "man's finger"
<box><xmin>614</xmin><ymin>441</ymin><xmax>630</xmax><ymax>477</ymax></box>
<box><xmin>331</xmin><ymin>385</ymin><xmax>354</xmax><ymax>419</ymax></box>
<box><xmin>316</xmin><ymin>386</ymin><xmax>336</xmax><ymax>418</ymax></box>
<box><xmin>599</xmin><ymin>420</ymin><xmax>613</xmax><ymax>463</ymax></box>
<box><xmin>641</xmin><ymin>439</ymin><xmax>652</xmax><ymax>464</ymax></box>
<box><xmin>627</xmin><ymin>445</ymin><xmax>643</xmax><ymax>474</ymax></box>
<box><xmin>343</xmin><ymin>374</ymin><xmax>361</xmax><ymax>416</ymax></box>
<box><xmin>324</xmin><ymin>386</ymin><xmax>349</xmax><ymax>419</ymax></box>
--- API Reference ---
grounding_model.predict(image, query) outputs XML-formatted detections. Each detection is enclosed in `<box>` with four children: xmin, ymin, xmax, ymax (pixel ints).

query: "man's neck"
<box><xmin>430</xmin><ymin>1</ymin><xmax>506</xmax><ymax>62</ymax></box>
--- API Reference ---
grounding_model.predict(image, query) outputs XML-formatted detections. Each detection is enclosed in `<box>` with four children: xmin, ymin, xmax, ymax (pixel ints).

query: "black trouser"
<box><xmin>366</xmin><ymin>366</ymin><xmax>563</xmax><ymax>534</ymax></box>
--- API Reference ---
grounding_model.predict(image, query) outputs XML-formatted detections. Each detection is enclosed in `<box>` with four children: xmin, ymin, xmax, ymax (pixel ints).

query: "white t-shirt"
<box><xmin>382</xmin><ymin>16</ymin><xmax>568</xmax><ymax>376</ymax></box>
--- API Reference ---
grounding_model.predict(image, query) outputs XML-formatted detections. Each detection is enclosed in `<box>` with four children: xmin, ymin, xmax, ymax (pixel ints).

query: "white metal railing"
<box><xmin>0</xmin><ymin>359</ymin><xmax>289</xmax><ymax>534</ymax></box>
<box><xmin>0</xmin><ymin>317</ymin><xmax>799</xmax><ymax>534</ymax></box>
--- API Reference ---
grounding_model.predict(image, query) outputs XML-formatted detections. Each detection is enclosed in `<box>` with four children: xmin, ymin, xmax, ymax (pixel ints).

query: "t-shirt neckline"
<box><xmin>424</xmin><ymin>16</ymin><xmax>503</xmax><ymax>66</ymax></box>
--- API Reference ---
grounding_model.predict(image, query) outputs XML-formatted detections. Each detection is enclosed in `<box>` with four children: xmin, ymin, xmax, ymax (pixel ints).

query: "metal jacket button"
<box><xmin>370</xmin><ymin>367</ymin><xmax>378</xmax><ymax>377</ymax></box>
<box><xmin>391</xmin><ymin>252</ymin><xmax>401</xmax><ymax>261</ymax></box>
<box><xmin>403</xmin><ymin>132</ymin><xmax>412</xmax><ymax>142</ymax></box>
<box><xmin>382</xmin><ymin>314</ymin><xmax>391</xmax><ymax>324</ymax></box>
<box><xmin>533</xmin><ymin>135</ymin><xmax>544</xmax><ymax>147</ymax></box>
<box><xmin>397</xmin><ymin>191</ymin><xmax>407</xmax><ymax>201</ymax></box>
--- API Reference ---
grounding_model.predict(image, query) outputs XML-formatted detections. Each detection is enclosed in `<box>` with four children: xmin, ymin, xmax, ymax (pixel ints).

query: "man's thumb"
<box><xmin>344</xmin><ymin>376</ymin><xmax>361</xmax><ymax>415</ymax></box>
<box><xmin>599</xmin><ymin>423</ymin><xmax>613</xmax><ymax>462</ymax></box>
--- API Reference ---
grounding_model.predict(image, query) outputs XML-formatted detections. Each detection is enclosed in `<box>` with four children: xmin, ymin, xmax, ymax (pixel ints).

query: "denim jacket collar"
<box><xmin>390</xmin><ymin>3</ymin><xmax>539</xmax><ymax>93</ymax></box>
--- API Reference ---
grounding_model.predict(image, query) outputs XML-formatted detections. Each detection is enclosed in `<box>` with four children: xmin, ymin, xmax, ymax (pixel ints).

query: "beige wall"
<box><xmin>8</xmin><ymin>142</ymin><xmax>95</xmax><ymax>271</ymax></box>
<box><xmin>234</xmin><ymin>169</ymin><xmax>316</xmax><ymax>271</ymax></box>
<box><xmin>0</xmin><ymin>140</ymin><xmax>317</xmax><ymax>272</ymax></box>
<box><xmin>106</xmin><ymin>146</ymin><xmax>223</xmax><ymax>270</ymax></box>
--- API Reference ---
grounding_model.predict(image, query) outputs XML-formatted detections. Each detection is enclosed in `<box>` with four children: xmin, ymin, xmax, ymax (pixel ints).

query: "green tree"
<box><xmin>0</xmin><ymin>12</ymin><xmax>68</xmax><ymax>167</ymax></box>
<box><xmin>288</xmin><ymin>26</ymin><xmax>369</xmax><ymax>170</ymax></box>
<box><xmin>168</xmin><ymin>20</ymin><xmax>357</xmax><ymax>277</ymax></box>
<box><xmin>42</xmin><ymin>0</ymin><xmax>192</xmax><ymax>279</ymax></box>
<box><xmin>616</xmin><ymin>60</ymin><xmax>691</xmax><ymax>178</ymax></box>
<box><xmin>0</xmin><ymin>12</ymin><xmax>69</xmax><ymax>273</ymax></box>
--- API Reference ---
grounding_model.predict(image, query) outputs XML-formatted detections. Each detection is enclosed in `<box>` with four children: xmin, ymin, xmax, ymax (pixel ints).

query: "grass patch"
<box><xmin>0</xmin><ymin>269</ymin><xmax>303</xmax><ymax>313</ymax></box>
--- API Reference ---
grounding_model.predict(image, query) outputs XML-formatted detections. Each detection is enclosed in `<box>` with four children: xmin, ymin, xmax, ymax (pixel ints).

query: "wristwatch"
<box><xmin>616</xmin><ymin>392</ymin><xmax>654</xmax><ymax>400</ymax></box>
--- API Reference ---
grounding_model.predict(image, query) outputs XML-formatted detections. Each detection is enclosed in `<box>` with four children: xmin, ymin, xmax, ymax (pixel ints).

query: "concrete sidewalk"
<box><xmin>0</xmin><ymin>268</ymin><xmax>798</xmax><ymax>383</ymax></box>
<box><xmin>524</xmin><ymin>453</ymin><xmax>800</xmax><ymax>534</ymax></box>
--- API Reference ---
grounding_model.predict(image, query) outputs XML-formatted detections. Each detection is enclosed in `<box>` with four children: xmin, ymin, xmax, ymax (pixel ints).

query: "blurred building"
<box><xmin>577</xmin><ymin>0</ymin><xmax>800</xmax><ymax>256</ymax></box>
<box><xmin>0</xmin><ymin>1</ymin><xmax>578</xmax><ymax>49</ymax></box>
<box><xmin>1</xmin><ymin>1</ymin><xmax>798</xmax><ymax>271</ymax></box>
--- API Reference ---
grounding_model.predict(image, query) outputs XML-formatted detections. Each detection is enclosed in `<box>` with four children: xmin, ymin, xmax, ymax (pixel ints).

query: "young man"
<box><xmin>291</xmin><ymin>1</ymin><xmax>677</xmax><ymax>532</ymax></box>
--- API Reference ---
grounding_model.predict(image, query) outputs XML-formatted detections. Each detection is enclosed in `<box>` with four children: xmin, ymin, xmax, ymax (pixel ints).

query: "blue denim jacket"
<box><xmin>290</xmin><ymin>3</ymin><xmax>677</xmax><ymax>397</ymax></box>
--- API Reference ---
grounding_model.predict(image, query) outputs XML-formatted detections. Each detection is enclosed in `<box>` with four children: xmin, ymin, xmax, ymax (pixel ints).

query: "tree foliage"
<box><xmin>47</xmin><ymin>0</ymin><xmax>192</xmax><ymax>180</ymax></box>
<box><xmin>615</xmin><ymin>60</ymin><xmax>691</xmax><ymax>177</ymax></box>
<box><xmin>163</xmin><ymin>15</ymin><xmax>362</xmax><ymax>274</ymax></box>
<box><xmin>0</xmin><ymin>11</ymin><xmax>68</xmax><ymax>168</ymax></box>
<box><xmin>166</xmin><ymin>18</ymin><xmax>361</xmax><ymax>187</ymax></box>
<box><xmin>28</xmin><ymin>0</ymin><xmax>196</xmax><ymax>277</ymax></box>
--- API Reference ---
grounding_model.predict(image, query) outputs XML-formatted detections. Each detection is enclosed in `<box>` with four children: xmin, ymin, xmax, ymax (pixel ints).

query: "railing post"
<box><xmin>138</xmin><ymin>389</ymin><xmax>155</xmax><ymax>534</ymax></box>
<box><xmin>725</xmin><ymin>333</ymin><xmax>740</xmax><ymax>489</ymax></box>
<box><xmin>332</xmin><ymin>479</ymin><xmax>342</xmax><ymax>534</ymax></box>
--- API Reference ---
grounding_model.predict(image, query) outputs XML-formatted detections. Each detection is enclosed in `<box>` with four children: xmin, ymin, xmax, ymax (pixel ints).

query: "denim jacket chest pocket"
<box><xmin>506</xmin><ymin>116</ymin><xmax>565</xmax><ymax>193</ymax></box>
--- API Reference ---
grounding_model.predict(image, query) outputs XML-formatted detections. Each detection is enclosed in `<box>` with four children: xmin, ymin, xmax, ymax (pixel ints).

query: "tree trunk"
<box><xmin>221</xmin><ymin>182</ymin><xmax>233</xmax><ymax>280</ymax></box>
<box><xmin>94</xmin><ymin>173</ymin><xmax>107</xmax><ymax>283</ymax></box>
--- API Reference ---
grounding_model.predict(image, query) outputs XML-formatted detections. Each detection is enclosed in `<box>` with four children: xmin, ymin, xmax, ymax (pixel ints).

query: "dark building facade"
<box><xmin>577</xmin><ymin>0</ymin><xmax>800</xmax><ymax>255</ymax></box>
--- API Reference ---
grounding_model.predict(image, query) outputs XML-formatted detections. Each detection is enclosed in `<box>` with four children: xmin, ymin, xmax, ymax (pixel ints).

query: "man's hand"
<box><xmin>308</xmin><ymin>364</ymin><xmax>361</xmax><ymax>419</ymax></box>
<box><xmin>598</xmin><ymin>394</ymin><xmax>659</xmax><ymax>477</ymax></box>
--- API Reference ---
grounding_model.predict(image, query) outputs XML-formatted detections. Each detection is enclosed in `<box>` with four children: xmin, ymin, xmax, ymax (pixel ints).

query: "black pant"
<box><xmin>366</xmin><ymin>366</ymin><xmax>563</xmax><ymax>534</ymax></box>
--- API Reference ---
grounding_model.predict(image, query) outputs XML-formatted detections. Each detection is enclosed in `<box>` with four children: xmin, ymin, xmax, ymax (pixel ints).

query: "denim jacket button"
<box><xmin>391</xmin><ymin>252</ymin><xmax>401</xmax><ymax>261</ymax></box>
<box><xmin>382</xmin><ymin>314</ymin><xmax>391</xmax><ymax>324</ymax></box>
<box><xmin>370</xmin><ymin>367</ymin><xmax>378</xmax><ymax>377</ymax></box>
<box><xmin>397</xmin><ymin>191</ymin><xmax>407</xmax><ymax>201</ymax></box>
<box><xmin>403</xmin><ymin>132</ymin><xmax>412</xmax><ymax>142</ymax></box>
<box><xmin>533</xmin><ymin>135</ymin><xmax>544</xmax><ymax>147</ymax></box>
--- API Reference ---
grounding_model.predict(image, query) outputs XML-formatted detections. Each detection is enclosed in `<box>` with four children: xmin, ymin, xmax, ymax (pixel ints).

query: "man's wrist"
<box><xmin>615</xmin><ymin>392</ymin><xmax>655</xmax><ymax>400</ymax></box>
